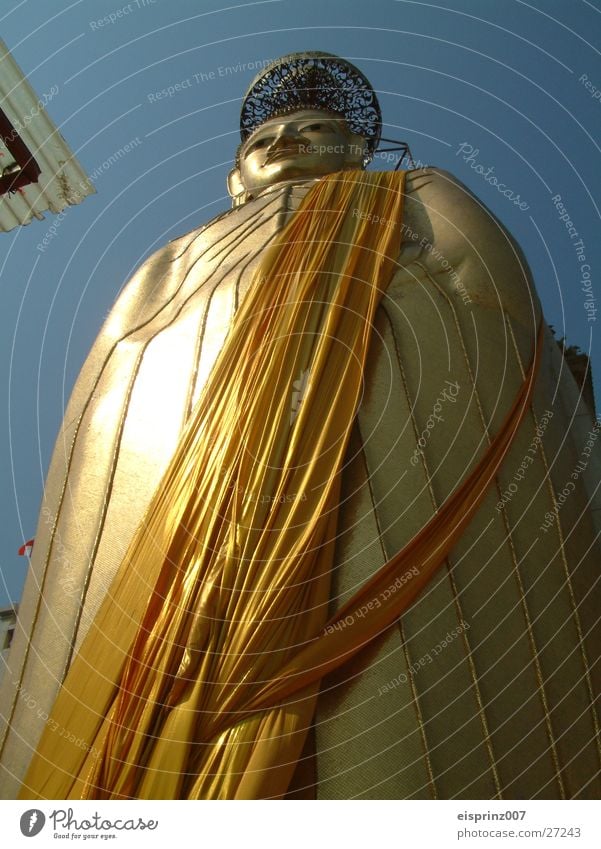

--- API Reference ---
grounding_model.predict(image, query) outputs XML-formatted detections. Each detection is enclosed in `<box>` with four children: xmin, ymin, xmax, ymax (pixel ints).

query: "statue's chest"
<box><xmin>134</xmin><ymin>179</ymin><xmax>442</xmax><ymax>413</ymax></box>
<box><xmin>171</xmin><ymin>194</ymin><xmax>303</xmax><ymax>409</ymax></box>
<box><xmin>176</xmin><ymin>184</ymin><xmax>310</xmax><ymax>312</ymax></box>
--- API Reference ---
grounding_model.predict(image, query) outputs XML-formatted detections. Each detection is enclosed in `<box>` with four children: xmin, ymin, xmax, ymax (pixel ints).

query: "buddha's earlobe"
<box><xmin>227</xmin><ymin>168</ymin><xmax>251</xmax><ymax>208</ymax></box>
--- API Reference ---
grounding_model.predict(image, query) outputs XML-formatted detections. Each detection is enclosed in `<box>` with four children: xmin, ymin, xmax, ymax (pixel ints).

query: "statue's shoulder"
<box><xmin>162</xmin><ymin>205</ymin><xmax>240</xmax><ymax>259</ymax></box>
<box><xmin>403</xmin><ymin>165</ymin><xmax>522</xmax><ymax>247</ymax></box>
<box><xmin>114</xmin><ymin>207</ymin><xmax>236</xmax><ymax>282</ymax></box>
<box><xmin>404</xmin><ymin>166</ymin><xmax>479</xmax><ymax>210</ymax></box>
<box><xmin>102</xmin><ymin>205</ymin><xmax>244</xmax><ymax>336</ymax></box>
<box><xmin>155</xmin><ymin>188</ymin><xmax>288</xmax><ymax>265</ymax></box>
<box><xmin>397</xmin><ymin>166</ymin><xmax>540</xmax><ymax>324</ymax></box>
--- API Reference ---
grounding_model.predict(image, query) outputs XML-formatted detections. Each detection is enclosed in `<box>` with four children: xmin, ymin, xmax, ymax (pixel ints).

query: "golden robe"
<box><xmin>2</xmin><ymin>169</ymin><xmax>600</xmax><ymax>799</ymax></box>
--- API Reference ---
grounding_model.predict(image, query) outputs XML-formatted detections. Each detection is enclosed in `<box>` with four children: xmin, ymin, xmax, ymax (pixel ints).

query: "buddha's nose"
<box><xmin>269</xmin><ymin>127</ymin><xmax>304</xmax><ymax>151</ymax></box>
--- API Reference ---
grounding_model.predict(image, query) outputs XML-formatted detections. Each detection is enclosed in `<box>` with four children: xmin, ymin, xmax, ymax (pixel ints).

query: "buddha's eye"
<box><xmin>301</xmin><ymin>123</ymin><xmax>325</xmax><ymax>133</ymax></box>
<box><xmin>249</xmin><ymin>137</ymin><xmax>271</xmax><ymax>152</ymax></box>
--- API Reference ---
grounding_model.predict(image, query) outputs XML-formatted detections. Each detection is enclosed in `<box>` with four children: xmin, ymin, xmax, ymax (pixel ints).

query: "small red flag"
<box><xmin>18</xmin><ymin>539</ymin><xmax>34</xmax><ymax>557</ymax></box>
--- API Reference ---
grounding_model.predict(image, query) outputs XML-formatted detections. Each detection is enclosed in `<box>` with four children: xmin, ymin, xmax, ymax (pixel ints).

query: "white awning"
<box><xmin>0</xmin><ymin>37</ymin><xmax>94</xmax><ymax>232</ymax></box>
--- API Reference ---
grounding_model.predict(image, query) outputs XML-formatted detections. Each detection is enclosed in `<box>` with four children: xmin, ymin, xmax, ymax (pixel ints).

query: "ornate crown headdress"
<box><xmin>239</xmin><ymin>51</ymin><xmax>382</xmax><ymax>160</ymax></box>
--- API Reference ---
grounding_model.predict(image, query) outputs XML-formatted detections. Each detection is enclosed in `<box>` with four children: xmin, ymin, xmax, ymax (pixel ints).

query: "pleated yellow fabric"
<box><xmin>227</xmin><ymin>321</ymin><xmax>545</xmax><ymax>727</ymax></box>
<box><xmin>19</xmin><ymin>170</ymin><xmax>407</xmax><ymax>800</ymax></box>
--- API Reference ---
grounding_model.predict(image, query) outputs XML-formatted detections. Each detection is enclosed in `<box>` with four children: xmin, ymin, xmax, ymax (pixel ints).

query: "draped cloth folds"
<box><xmin>20</xmin><ymin>170</ymin><xmax>408</xmax><ymax>800</ymax></box>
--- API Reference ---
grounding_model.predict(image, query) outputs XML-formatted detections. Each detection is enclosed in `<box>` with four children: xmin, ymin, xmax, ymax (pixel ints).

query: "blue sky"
<box><xmin>1</xmin><ymin>0</ymin><xmax>600</xmax><ymax>606</ymax></box>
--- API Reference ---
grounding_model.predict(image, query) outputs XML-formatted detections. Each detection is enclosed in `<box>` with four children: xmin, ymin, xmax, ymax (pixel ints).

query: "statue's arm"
<box><xmin>399</xmin><ymin>167</ymin><xmax>542</xmax><ymax>332</ymax></box>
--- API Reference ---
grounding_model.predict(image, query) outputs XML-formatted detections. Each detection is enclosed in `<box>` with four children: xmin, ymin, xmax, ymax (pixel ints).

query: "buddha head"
<box><xmin>227</xmin><ymin>52</ymin><xmax>382</xmax><ymax>206</ymax></box>
<box><xmin>229</xmin><ymin>108</ymin><xmax>369</xmax><ymax>201</ymax></box>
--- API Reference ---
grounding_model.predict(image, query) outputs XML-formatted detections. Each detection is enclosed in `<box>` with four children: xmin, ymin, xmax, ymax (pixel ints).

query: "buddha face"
<box><xmin>235</xmin><ymin>109</ymin><xmax>369</xmax><ymax>196</ymax></box>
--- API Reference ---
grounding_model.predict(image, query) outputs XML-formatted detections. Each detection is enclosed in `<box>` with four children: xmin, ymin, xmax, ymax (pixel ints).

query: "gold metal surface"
<box><xmin>2</xmin><ymin>164</ymin><xmax>601</xmax><ymax>799</ymax></box>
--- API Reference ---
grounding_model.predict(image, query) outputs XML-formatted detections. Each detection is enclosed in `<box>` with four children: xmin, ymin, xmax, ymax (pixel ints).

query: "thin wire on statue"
<box><xmin>374</xmin><ymin>137</ymin><xmax>416</xmax><ymax>171</ymax></box>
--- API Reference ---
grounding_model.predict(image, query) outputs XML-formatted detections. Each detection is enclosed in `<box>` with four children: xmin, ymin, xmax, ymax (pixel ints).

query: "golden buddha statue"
<box><xmin>1</xmin><ymin>52</ymin><xmax>600</xmax><ymax>800</ymax></box>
